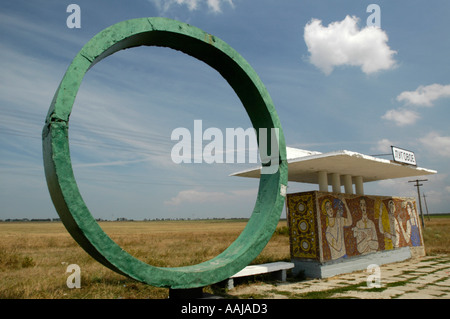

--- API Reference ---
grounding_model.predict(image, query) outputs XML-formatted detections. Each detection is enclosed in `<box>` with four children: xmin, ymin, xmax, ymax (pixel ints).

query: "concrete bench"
<box><xmin>227</xmin><ymin>262</ymin><xmax>295</xmax><ymax>289</ymax></box>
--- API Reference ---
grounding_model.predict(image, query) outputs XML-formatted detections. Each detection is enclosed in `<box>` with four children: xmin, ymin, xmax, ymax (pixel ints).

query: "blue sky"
<box><xmin>1</xmin><ymin>0</ymin><xmax>449</xmax><ymax>220</ymax></box>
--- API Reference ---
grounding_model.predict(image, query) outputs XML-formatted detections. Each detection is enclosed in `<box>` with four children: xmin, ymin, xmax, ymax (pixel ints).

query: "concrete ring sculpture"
<box><xmin>42</xmin><ymin>17</ymin><xmax>287</xmax><ymax>289</ymax></box>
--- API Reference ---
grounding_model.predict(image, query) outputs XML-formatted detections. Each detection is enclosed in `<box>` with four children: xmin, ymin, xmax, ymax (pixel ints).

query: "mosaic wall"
<box><xmin>287</xmin><ymin>191</ymin><xmax>424</xmax><ymax>262</ymax></box>
<box><xmin>287</xmin><ymin>192</ymin><xmax>319</xmax><ymax>259</ymax></box>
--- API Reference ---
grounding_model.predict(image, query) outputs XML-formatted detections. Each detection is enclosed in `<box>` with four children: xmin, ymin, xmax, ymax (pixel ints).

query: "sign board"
<box><xmin>391</xmin><ymin>146</ymin><xmax>416</xmax><ymax>166</ymax></box>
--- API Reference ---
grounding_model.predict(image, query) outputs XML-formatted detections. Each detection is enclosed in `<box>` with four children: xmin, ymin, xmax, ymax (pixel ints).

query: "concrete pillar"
<box><xmin>343</xmin><ymin>175</ymin><xmax>353</xmax><ymax>194</ymax></box>
<box><xmin>331</xmin><ymin>173</ymin><xmax>341</xmax><ymax>193</ymax></box>
<box><xmin>318</xmin><ymin>171</ymin><xmax>328</xmax><ymax>192</ymax></box>
<box><xmin>355</xmin><ymin>176</ymin><xmax>364</xmax><ymax>195</ymax></box>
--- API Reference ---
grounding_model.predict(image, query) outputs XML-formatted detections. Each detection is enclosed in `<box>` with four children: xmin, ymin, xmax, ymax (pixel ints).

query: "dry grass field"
<box><xmin>421</xmin><ymin>215</ymin><xmax>450</xmax><ymax>255</ymax></box>
<box><xmin>0</xmin><ymin>219</ymin><xmax>290</xmax><ymax>299</ymax></box>
<box><xmin>0</xmin><ymin>216</ymin><xmax>448</xmax><ymax>299</ymax></box>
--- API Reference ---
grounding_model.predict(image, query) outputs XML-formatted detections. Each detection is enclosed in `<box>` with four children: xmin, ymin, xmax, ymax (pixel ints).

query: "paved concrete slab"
<box><xmin>228</xmin><ymin>254</ymin><xmax>450</xmax><ymax>299</ymax></box>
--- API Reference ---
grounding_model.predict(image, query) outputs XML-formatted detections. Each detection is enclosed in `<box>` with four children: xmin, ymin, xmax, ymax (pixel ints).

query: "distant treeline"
<box><xmin>0</xmin><ymin>217</ymin><xmax>259</xmax><ymax>222</ymax></box>
<box><xmin>1</xmin><ymin>214</ymin><xmax>445</xmax><ymax>223</ymax></box>
<box><xmin>1</xmin><ymin>218</ymin><xmax>61</xmax><ymax>222</ymax></box>
<box><xmin>428</xmin><ymin>213</ymin><xmax>450</xmax><ymax>218</ymax></box>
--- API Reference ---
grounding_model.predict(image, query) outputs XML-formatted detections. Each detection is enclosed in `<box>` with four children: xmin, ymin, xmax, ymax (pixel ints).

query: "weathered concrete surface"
<box><xmin>292</xmin><ymin>247</ymin><xmax>412</xmax><ymax>279</ymax></box>
<box><xmin>228</xmin><ymin>254</ymin><xmax>450</xmax><ymax>299</ymax></box>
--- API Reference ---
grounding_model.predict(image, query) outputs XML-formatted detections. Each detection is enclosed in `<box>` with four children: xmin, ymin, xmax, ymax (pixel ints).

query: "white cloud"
<box><xmin>381</xmin><ymin>108</ymin><xmax>420</xmax><ymax>126</ymax></box>
<box><xmin>164</xmin><ymin>189</ymin><xmax>222</xmax><ymax>205</ymax></box>
<box><xmin>383</xmin><ymin>83</ymin><xmax>450</xmax><ymax>126</ymax></box>
<box><xmin>373</xmin><ymin>178</ymin><xmax>416</xmax><ymax>198</ymax></box>
<box><xmin>396</xmin><ymin>84</ymin><xmax>450</xmax><ymax>107</ymax></box>
<box><xmin>419</xmin><ymin>132</ymin><xmax>450</xmax><ymax>158</ymax></box>
<box><xmin>150</xmin><ymin>0</ymin><xmax>234</xmax><ymax>13</ymax></box>
<box><xmin>164</xmin><ymin>188</ymin><xmax>255</xmax><ymax>206</ymax></box>
<box><xmin>372</xmin><ymin>138</ymin><xmax>396</xmax><ymax>153</ymax></box>
<box><xmin>304</xmin><ymin>15</ymin><xmax>397</xmax><ymax>75</ymax></box>
<box><xmin>72</xmin><ymin>157</ymin><xmax>154</xmax><ymax>169</ymax></box>
<box><xmin>371</xmin><ymin>174</ymin><xmax>447</xmax><ymax>209</ymax></box>
<box><xmin>207</xmin><ymin>0</ymin><xmax>234</xmax><ymax>12</ymax></box>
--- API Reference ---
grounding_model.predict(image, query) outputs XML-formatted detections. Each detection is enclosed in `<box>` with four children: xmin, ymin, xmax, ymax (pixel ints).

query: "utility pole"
<box><xmin>409</xmin><ymin>179</ymin><xmax>427</xmax><ymax>228</ymax></box>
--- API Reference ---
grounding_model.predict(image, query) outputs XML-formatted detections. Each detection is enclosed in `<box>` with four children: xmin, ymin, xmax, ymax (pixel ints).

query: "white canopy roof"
<box><xmin>231</xmin><ymin>147</ymin><xmax>437</xmax><ymax>185</ymax></box>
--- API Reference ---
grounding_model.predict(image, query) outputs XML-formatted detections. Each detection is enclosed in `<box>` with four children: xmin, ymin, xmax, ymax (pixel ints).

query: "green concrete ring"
<box><xmin>42</xmin><ymin>17</ymin><xmax>287</xmax><ymax>289</ymax></box>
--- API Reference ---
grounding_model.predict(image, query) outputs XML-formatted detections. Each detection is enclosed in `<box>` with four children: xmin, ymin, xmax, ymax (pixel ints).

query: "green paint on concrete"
<box><xmin>42</xmin><ymin>17</ymin><xmax>287</xmax><ymax>289</ymax></box>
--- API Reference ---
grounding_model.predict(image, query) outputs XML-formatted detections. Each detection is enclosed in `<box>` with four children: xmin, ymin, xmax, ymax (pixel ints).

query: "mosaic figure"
<box><xmin>401</xmin><ymin>201</ymin><xmax>421</xmax><ymax>247</ymax></box>
<box><xmin>322</xmin><ymin>198</ymin><xmax>352</xmax><ymax>260</ymax></box>
<box><xmin>352</xmin><ymin>197</ymin><xmax>378</xmax><ymax>254</ymax></box>
<box><xmin>378</xmin><ymin>200</ymin><xmax>399</xmax><ymax>249</ymax></box>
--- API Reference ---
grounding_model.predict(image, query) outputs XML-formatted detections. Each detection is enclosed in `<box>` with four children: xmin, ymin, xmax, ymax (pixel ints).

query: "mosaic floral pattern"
<box><xmin>287</xmin><ymin>193</ymin><xmax>319</xmax><ymax>259</ymax></box>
